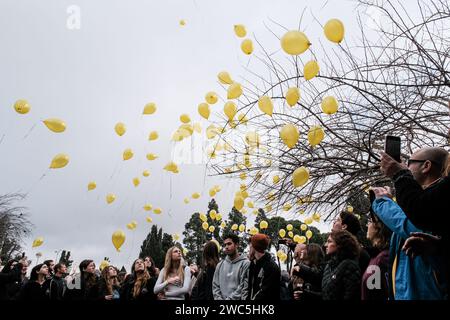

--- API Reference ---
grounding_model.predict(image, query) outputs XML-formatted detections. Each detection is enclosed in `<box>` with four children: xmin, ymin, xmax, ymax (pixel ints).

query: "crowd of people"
<box><xmin>0</xmin><ymin>147</ymin><xmax>448</xmax><ymax>301</ymax></box>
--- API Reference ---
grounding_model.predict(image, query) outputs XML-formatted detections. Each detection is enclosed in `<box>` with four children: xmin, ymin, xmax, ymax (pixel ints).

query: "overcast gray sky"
<box><xmin>0</xmin><ymin>0</ymin><xmax>418</xmax><ymax>270</ymax></box>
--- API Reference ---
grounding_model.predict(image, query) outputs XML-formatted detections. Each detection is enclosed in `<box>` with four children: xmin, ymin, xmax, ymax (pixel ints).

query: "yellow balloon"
<box><xmin>114</xmin><ymin>122</ymin><xmax>126</xmax><ymax>136</ymax></box>
<box><xmin>205</xmin><ymin>92</ymin><xmax>218</xmax><ymax>104</ymax></box>
<box><xmin>209</xmin><ymin>189</ymin><xmax>216</xmax><ymax>197</ymax></box>
<box><xmin>281</xmin><ymin>30</ymin><xmax>311</xmax><ymax>55</ymax></box>
<box><xmin>279</xmin><ymin>253</ymin><xmax>287</xmax><ymax>262</ymax></box>
<box><xmin>227</xmin><ymin>82</ymin><xmax>243</xmax><ymax>99</ymax></box>
<box><xmin>304</xmin><ymin>60</ymin><xmax>320</xmax><ymax>80</ymax></box>
<box><xmin>288</xmin><ymin>231</ymin><xmax>294</xmax><ymax>238</ymax></box>
<box><xmin>279</xmin><ymin>229</ymin><xmax>286</xmax><ymax>238</ymax></box>
<box><xmin>148</xmin><ymin>131</ymin><xmax>159</xmax><ymax>141</ymax></box>
<box><xmin>324</xmin><ymin>19</ymin><xmax>345</xmax><ymax>43</ymax></box>
<box><xmin>247</xmin><ymin>201</ymin><xmax>254</xmax><ymax>208</ymax></box>
<box><xmin>32</xmin><ymin>237</ymin><xmax>44</xmax><ymax>248</ymax></box>
<box><xmin>234</xmin><ymin>24</ymin><xmax>247</xmax><ymax>37</ymax></box>
<box><xmin>106</xmin><ymin>193</ymin><xmax>116</xmax><ymax>204</ymax></box>
<box><xmin>198</xmin><ymin>103</ymin><xmax>210</xmax><ymax>120</ymax></box>
<box><xmin>293</xmin><ymin>166</ymin><xmax>309</xmax><ymax>187</ymax></box>
<box><xmin>218</xmin><ymin>71</ymin><xmax>233</xmax><ymax>84</ymax></box>
<box><xmin>308</xmin><ymin>125</ymin><xmax>325</xmax><ymax>146</ymax></box>
<box><xmin>49</xmin><ymin>153</ymin><xmax>70</xmax><ymax>169</ymax></box>
<box><xmin>305</xmin><ymin>217</ymin><xmax>313</xmax><ymax>225</ymax></box>
<box><xmin>99</xmin><ymin>260</ymin><xmax>110</xmax><ymax>271</ymax></box>
<box><xmin>143</xmin><ymin>102</ymin><xmax>157</xmax><ymax>115</ymax></box>
<box><xmin>249</xmin><ymin>227</ymin><xmax>258</xmax><ymax>236</ymax></box>
<box><xmin>146</xmin><ymin>216</ymin><xmax>153</xmax><ymax>223</ymax></box>
<box><xmin>299</xmin><ymin>236</ymin><xmax>307</xmax><ymax>244</ymax></box>
<box><xmin>43</xmin><ymin>118</ymin><xmax>66</xmax><ymax>133</ymax></box>
<box><xmin>347</xmin><ymin>205</ymin><xmax>354</xmax><ymax>213</ymax></box>
<box><xmin>192</xmin><ymin>192</ymin><xmax>200</xmax><ymax>199</ymax></box>
<box><xmin>143</xmin><ymin>170</ymin><xmax>150</xmax><ymax>177</ymax></box>
<box><xmin>234</xmin><ymin>196</ymin><xmax>244</xmax><ymax>210</ymax></box>
<box><xmin>206</xmin><ymin>125</ymin><xmax>220</xmax><ymax>139</ymax></box>
<box><xmin>286</xmin><ymin>224</ymin><xmax>293</xmax><ymax>231</ymax></box>
<box><xmin>164</xmin><ymin>161</ymin><xmax>179</xmax><ymax>173</ymax></box>
<box><xmin>180</xmin><ymin>114</ymin><xmax>191</xmax><ymax>123</ymax></box>
<box><xmin>283</xmin><ymin>203</ymin><xmax>292</xmax><ymax>211</ymax></box>
<box><xmin>239</xmin><ymin>224</ymin><xmax>245</xmax><ymax>232</ymax></box>
<box><xmin>277</xmin><ymin>250</ymin><xmax>284</xmax><ymax>258</ymax></box>
<box><xmin>301</xmin><ymin>224</ymin><xmax>307</xmax><ymax>231</ymax></box>
<box><xmin>14</xmin><ymin>99</ymin><xmax>31</xmax><ymax>114</ymax></box>
<box><xmin>220</xmin><ymin>221</ymin><xmax>226</xmax><ymax>228</ymax></box>
<box><xmin>153</xmin><ymin>208</ymin><xmax>162</xmax><ymax>214</ymax></box>
<box><xmin>258</xmin><ymin>96</ymin><xmax>273</xmax><ymax>116</ymax></box>
<box><xmin>202</xmin><ymin>221</ymin><xmax>209</xmax><ymax>230</ymax></box>
<box><xmin>293</xmin><ymin>234</ymin><xmax>301</xmax><ymax>243</ymax></box>
<box><xmin>216</xmin><ymin>213</ymin><xmax>222</xmax><ymax>221</ymax></box>
<box><xmin>173</xmin><ymin>233</ymin><xmax>180</xmax><ymax>241</ymax></box>
<box><xmin>306</xmin><ymin>230</ymin><xmax>313</xmax><ymax>239</ymax></box>
<box><xmin>313</xmin><ymin>212</ymin><xmax>321</xmax><ymax>222</ymax></box>
<box><xmin>260</xmin><ymin>220</ymin><xmax>268</xmax><ymax>230</ymax></box>
<box><xmin>224</xmin><ymin>101</ymin><xmax>237</xmax><ymax>121</ymax></box>
<box><xmin>143</xmin><ymin>204</ymin><xmax>152</xmax><ymax>211</ymax></box>
<box><xmin>209</xmin><ymin>226</ymin><xmax>215</xmax><ymax>233</ymax></box>
<box><xmin>179</xmin><ymin>19</ymin><xmax>186</xmax><ymax>26</ymax></box>
<box><xmin>184</xmin><ymin>198</ymin><xmax>190</xmax><ymax>204</ymax></box>
<box><xmin>321</xmin><ymin>96</ymin><xmax>339</xmax><ymax>115</ymax></box>
<box><xmin>146</xmin><ymin>153</ymin><xmax>158</xmax><ymax>160</ymax></box>
<box><xmin>123</xmin><ymin>149</ymin><xmax>134</xmax><ymax>161</ymax></box>
<box><xmin>241</xmin><ymin>39</ymin><xmax>253</xmax><ymax>55</ymax></box>
<box><xmin>280</xmin><ymin>123</ymin><xmax>299</xmax><ymax>148</ymax></box>
<box><xmin>112</xmin><ymin>230</ymin><xmax>125</xmax><ymax>252</ymax></box>
<box><xmin>231</xmin><ymin>224</ymin><xmax>238</xmax><ymax>231</ymax></box>
<box><xmin>87</xmin><ymin>181</ymin><xmax>96</xmax><ymax>191</ymax></box>
<box><xmin>199</xmin><ymin>213</ymin><xmax>208</xmax><ymax>222</ymax></box>
<box><xmin>132</xmin><ymin>177</ymin><xmax>140</xmax><ymax>187</ymax></box>
<box><xmin>285</xmin><ymin>87</ymin><xmax>300</xmax><ymax>107</ymax></box>
<box><xmin>209</xmin><ymin>210</ymin><xmax>217</xmax><ymax>220</ymax></box>
<box><xmin>273</xmin><ymin>175</ymin><xmax>280</xmax><ymax>184</ymax></box>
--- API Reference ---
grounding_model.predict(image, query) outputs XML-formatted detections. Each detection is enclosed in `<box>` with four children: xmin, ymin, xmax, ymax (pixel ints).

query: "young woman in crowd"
<box><xmin>94</xmin><ymin>265</ymin><xmax>121</xmax><ymax>300</ymax></box>
<box><xmin>191</xmin><ymin>241</ymin><xmax>219</xmax><ymax>300</ymax></box>
<box><xmin>322</xmin><ymin>230</ymin><xmax>361</xmax><ymax>300</ymax></box>
<box><xmin>17</xmin><ymin>263</ymin><xmax>49</xmax><ymax>300</ymax></box>
<box><xmin>121</xmin><ymin>258</ymin><xmax>156</xmax><ymax>300</ymax></box>
<box><xmin>143</xmin><ymin>256</ymin><xmax>159</xmax><ymax>278</ymax></box>
<box><xmin>154</xmin><ymin>246</ymin><xmax>191</xmax><ymax>300</ymax></box>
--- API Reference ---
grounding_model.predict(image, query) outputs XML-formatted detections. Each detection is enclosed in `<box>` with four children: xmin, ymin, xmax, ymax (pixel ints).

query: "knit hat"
<box><xmin>250</xmin><ymin>234</ymin><xmax>270</xmax><ymax>253</ymax></box>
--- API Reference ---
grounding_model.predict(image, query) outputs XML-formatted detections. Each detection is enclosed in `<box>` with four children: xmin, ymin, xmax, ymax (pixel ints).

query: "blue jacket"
<box><xmin>373</xmin><ymin>197</ymin><xmax>446</xmax><ymax>300</ymax></box>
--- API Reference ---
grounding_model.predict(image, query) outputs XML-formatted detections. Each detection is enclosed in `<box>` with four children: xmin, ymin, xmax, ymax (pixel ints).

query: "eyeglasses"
<box><xmin>407</xmin><ymin>159</ymin><xmax>440</xmax><ymax>167</ymax></box>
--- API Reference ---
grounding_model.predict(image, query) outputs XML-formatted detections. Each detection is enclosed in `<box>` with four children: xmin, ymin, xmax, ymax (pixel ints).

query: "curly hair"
<box><xmin>330</xmin><ymin>230</ymin><xmax>360</xmax><ymax>261</ymax></box>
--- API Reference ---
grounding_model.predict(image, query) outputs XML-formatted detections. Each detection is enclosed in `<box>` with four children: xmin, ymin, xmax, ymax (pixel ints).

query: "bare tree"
<box><xmin>206</xmin><ymin>0</ymin><xmax>449</xmax><ymax>223</ymax></box>
<box><xmin>0</xmin><ymin>193</ymin><xmax>33</xmax><ymax>262</ymax></box>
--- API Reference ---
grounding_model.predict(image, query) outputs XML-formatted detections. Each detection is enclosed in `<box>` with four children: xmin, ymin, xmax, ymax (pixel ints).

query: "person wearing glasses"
<box><xmin>379</xmin><ymin>147</ymin><xmax>448</xmax><ymax>298</ymax></box>
<box><xmin>370</xmin><ymin>185</ymin><xmax>446</xmax><ymax>300</ymax></box>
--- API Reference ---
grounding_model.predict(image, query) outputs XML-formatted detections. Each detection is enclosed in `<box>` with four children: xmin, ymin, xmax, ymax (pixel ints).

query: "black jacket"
<box><xmin>17</xmin><ymin>280</ymin><xmax>49</xmax><ymax>301</ymax></box>
<box><xmin>0</xmin><ymin>263</ymin><xmax>22</xmax><ymax>300</ymax></box>
<box><xmin>89</xmin><ymin>278</ymin><xmax>121</xmax><ymax>300</ymax></box>
<box><xmin>291</xmin><ymin>262</ymin><xmax>324</xmax><ymax>301</ymax></box>
<box><xmin>321</xmin><ymin>256</ymin><xmax>361</xmax><ymax>300</ymax></box>
<box><xmin>120</xmin><ymin>275</ymin><xmax>157</xmax><ymax>301</ymax></box>
<box><xmin>247</xmin><ymin>252</ymin><xmax>280</xmax><ymax>300</ymax></box>
<box><xmin>48</xmin><ymin>275</ymin><xmax>67</xmax><ymax>301</ymax></box>
<box><xmin>191</xmin><ymin>265</ymin><xmax>215</xmax><ymax>300</ymax></box>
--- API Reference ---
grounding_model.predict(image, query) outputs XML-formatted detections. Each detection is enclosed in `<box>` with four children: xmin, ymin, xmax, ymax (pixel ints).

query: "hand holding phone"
<box><xmin>384</xmin><ymin>135</ymin><xmax>401</xmax><ymax>162</ymax></box>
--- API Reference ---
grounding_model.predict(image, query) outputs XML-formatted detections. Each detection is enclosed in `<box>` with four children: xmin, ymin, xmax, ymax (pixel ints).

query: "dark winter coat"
<box><xmin>321</xmin><ymin>256</ymin><xmax>361</xmax><ymax>300</ymax></box>
<box><xmin>290</xmin><ymin>262</ymin><xmax>324</xmax><ymax>301</ymax></box>
<box><xmin>17</xmin><ymin>280</ymin><xmax>49</xmax><ymax>301</ymax></box>
<box><xmin>48</xmin><ymin>275</ymin><xmax>67</xmax><ymax>301</ymax></box>
<box><xmin>247</xmin><ymin>252</ymin><xmax>280</xmax><ymax>300</ymax></box>
<box><xmin>0</xmin><ymin>263</ymin><xmax>22</xmax><ymax>300</ymax></box>
<box><xmin>361</xmin><ymin>248</ymin><xmax>389</xmax><ymax>300</ymax></box>
<box><xmin>191</xmin><ymin>265</ymin><xmax>215</xmax><ymax>300</ymax></box>
<box><xmin>120</xmin><ymin>275</ymin><xmax>157</xmax><ymax>301</ymax></box>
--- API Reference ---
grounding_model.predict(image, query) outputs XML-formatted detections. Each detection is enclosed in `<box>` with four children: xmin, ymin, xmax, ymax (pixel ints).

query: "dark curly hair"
<box><xmin>330</xmin><ymin>230</ymin><xmax>360</xmax><ymax>261</ymax></box>
<box><xmin>339</xmin><ymin>211</ymin><xmax>362</xmax><ymax>237</ymax></box>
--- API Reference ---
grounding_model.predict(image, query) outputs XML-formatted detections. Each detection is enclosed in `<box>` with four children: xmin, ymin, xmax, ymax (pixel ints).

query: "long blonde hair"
<box><xmin>163</xmin><ymin>246</ymin><xmax>185</xmax><ymax>284</ymax></box>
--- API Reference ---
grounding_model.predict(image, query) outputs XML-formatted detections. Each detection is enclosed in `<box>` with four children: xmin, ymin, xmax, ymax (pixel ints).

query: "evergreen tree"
<box><xmin>139</xmin><ymin>224</ymin><xmax>175</xmax><ymax>269</ymax></box>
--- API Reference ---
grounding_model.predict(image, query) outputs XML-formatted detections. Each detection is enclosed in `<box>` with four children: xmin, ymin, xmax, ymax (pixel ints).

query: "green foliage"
<box><xmin>139</xmin><ymin>224</ymin><xmax>175</xmax><ymax>269</ymax></box>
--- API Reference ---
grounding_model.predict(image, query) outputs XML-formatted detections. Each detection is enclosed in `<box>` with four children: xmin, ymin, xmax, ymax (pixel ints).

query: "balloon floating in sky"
<box><xmin>153</xmin><ymin>208</ymin><xmax>162</xmax><ymax>214</ymax></box>
<box><xmin>43</xmin><ymin>118</ymin><xmax>66</xmax><ymax>133</ymax></box>
<box><xmin>218</xmin><ymin>71</ymin><xmax>233</xmax><ymax>84</ymax></box>
<box><xmin>324</xmin><ymin>19</ymin><xmax>345</xmax><ymax>43</ymax></box>
<box><xmin>306</xmin><ymin>230</ymin><xmax>313</xmax><ymax>239</ymax></box>
<box><xmin>234</xmin><ymin>24</ymin><xmax>247</xmax><ymax>37</ymax></box>
<box><xmin>198</xmin><ymin>103</ymin><xmax>210</xmax><ymax>120</ymax></box>
<box><xmin>179</xmin><ymin>19</ymin><xmax>186</xmax><ymax>26</ymax></box>
<box><xmin>163</xmin><ymin>161</ymin><xmax>179</xmax><ymax>173</ymax></box>
<box><xmin>239</xmin><ymin>224</ymin><xmax>245</xmax><ymax>232</ymax></box>
<box><xmin>347</xmin><ymin>205</ymin><xmax>354</xmax><ymax>213</ymax></box>
<box><xmin>241</xmin><ymin>39</ymin><xmax>253</xmax><ymax>55</ymax></box>
<box><xmin>32</xmin><ymin>237</ymin><xmax>44</xmax><ymax>248</ymax></box>
<box><xmin>234</xmin><ymin>196</ymin><xmax>244</xmax><ymax>210</ymax></box>
<box><xmin>307</xmin><ymin>125</ymin><xmax>325</xmax><ymax>146</ymax></box>
<box><xmin>180</xmin><ymin>114</ymin><xmax>191</xmax><ymax>124</ymax></box>
<box><xmin>227</xmin><ymin>82</ymin><xmax>243</xmax><ymax>99</ymax></box>
<box><xmin>281</xmin><ymin>30</ymin><xmax>311</xmax><ymax>55</ymax></box>
<box><xmin>146</xmin><ymin>153</ymin><xmax>158</xmax><ymax>161</ymax></box>
<box><xmin>123</xmin><ymin>148</ymin><xmax>134</xmax><ymax>161</ymax></box>
<box><xmin>224</xmin><ymin>101</ymin><xmax>237</xmax><ymax>121</ymax></box>
<box><xmin>106</xmin><ymin>193</ymin><xmax>116</xmax><ymax>204</ymax></box>
<box><xmin>304</xmin><ymin>60</ymin><xmax>320</xmax><ymax>80</ymax></box>
<box><xmin>258</xmin><ymin>96</ymin><xmax>273</xmax><ymax>116</ymax></box>
<box><xmin>49</xmin><ymin>153</ymin><xmax>70</xmax><ymax>169</ymax></box>
<box><xmin>112</xmin><ymin>230</ymin><xmax>125</xmax><ymax>252</ymax></box>
<box><xmin>208</xmin><ymin>226</ymin><xmax>215</xmax><ymax>233</ymax></box>
<box><xmin>321</xmin><ymin>96</ymin><xmax>339</xmax><ymax>115</ymax></box>
<box><xmin>301</xmin><ymin>224</ymin><xmax>307</xmax><ymax>231</ymax></box>
<box><xmin>146</xmin><ymin>216</ymin><xmax>153</xmax><ymax>223</ymax></box>
<box><xmin>87</xmin><ymin>181</ymin><xmax>97</xmax><ymax>191</ymax></box>
<box><xmin>205</xmin><ymin>92</ymin><xmax>218</xmax><ymax>104</ymax></box>
<box><xmin>14</xmin><ymin>99</ymin><xmax>31</xmax><ymax>114</ymax></box>
<box><xmin>279</xmin><ymin>229</ymin><xmax>286</xmax><ymax>238</ymax></box>
<box><xmin>114</xmin><ymin>122</ymin><xmax>126</xmax><ymax>136</ymax></box>
<box><xmin>293</xmin><ymin>166</ymin><xmax>309</xmax><ymax>187</ymax></box>
<box><xmin>260</xmin><ymin>220</ymin><xmax>268</xmax><ymax>230</ymax></box>
<box><xmin>192</xmin><ymin>192</ymin><xmax>200</xmax><ymax>199</ymax></box>
<box><xmin>148</xmin><ymin>131</ymin><xmax>159</xmax><ymax>141</ymax></box>
<box><xmin>285</xmin><ymin>87</ymin><xmax>300</xmax><ymax>107</ymax></box>
<box><xmin>142</xmin><ymin>170</ymin><xmax>150</xmax><ymax>177</ymax></box>
<box><xmin>143</xmin><ymin>102</ymin><xmax>157</xmax><ymax>115</ymax></box>
<box><xmin>249</xmin><ymin>227</ymin><xmax>258</xmax><ymax>236</ymax></box>
<box><xmin>202</xmin><ymin>222</ymin><xmax>209</xmax><ymax>231</ymax></box>
<box><xmin>132</xmin><ymin>177</ymin><xmax>140</xmax><ymax>187</ymax></box>
<box><xmin>286</xmin><ymin>224</ymin><xmax>293</xmax><ymax>231</ymax></box>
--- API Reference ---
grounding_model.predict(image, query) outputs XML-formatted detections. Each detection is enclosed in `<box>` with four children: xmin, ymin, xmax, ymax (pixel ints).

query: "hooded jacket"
<box><xmin>247</xmin><ymin>252</ymin><xmax>280</xmax><ymax>300</ymax></box>
<box><xmin>212</xmin><ymin>254</ymin><xmax>250</xmax><ymax>300</ymax></box>
<box><xmin>373</xmin><ymin>197</ymin><xmax>446</xmax><ymax>300</ymax></box>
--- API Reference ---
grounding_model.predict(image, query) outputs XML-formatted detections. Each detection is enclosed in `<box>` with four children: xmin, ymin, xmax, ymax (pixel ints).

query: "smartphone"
<box><xmin>369</xmin><ymin>190</ymin><xmax>376</xmax><ymax>216</ymax></box>
<box><xmin>384</xmin><ymin>135</ymin><xmax>401</xmax><ymax>162</ymax></box>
